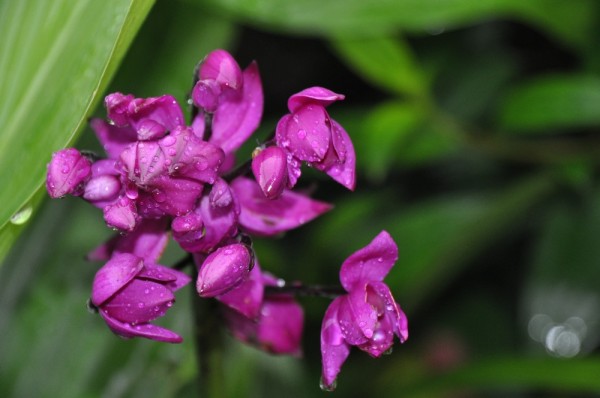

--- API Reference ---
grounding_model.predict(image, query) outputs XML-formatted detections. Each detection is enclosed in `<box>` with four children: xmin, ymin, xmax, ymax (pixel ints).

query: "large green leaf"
<box><xmin>197</xmin><ymin>0</ymin><xmax>595</xmax><ymax>48</ymax></box>
<box><xmin>330</xmin><ymin>36</ymin><xmax>428</xmax><ymax>98</ymax></box>
<box><xmin>499</xmin><ymin>74</ymin><xmax>600</xmax><ymax>134</ymax></box>
<box><xmin>0</xmin><ymin>0</ymin><xmax>155</xmax><ymax>265</ymax></box>
<box><xmin>312</xmin><ymin>174</ymin><xmax>554</xmax><ymax>309</ymax></box>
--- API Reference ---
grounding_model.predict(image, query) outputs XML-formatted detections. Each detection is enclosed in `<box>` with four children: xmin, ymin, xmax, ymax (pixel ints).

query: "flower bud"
<box><xmin>197</xmin><ymin>244</ymin><xmax>252</xmax><ymax>297</ymax></box>
<box><xmin>251</xmin><ymin>146</ymin><xmax>288</xmax><ymax>199</ymax></box>
<box><xmin>46</xmin><ymin>148</ymin><xmax>92</xmax><ymax>198</ymax></box>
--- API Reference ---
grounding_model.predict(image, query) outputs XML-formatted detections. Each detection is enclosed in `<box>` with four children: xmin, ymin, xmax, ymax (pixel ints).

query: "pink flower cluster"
<box><xmin>46</xmin><ymin>49</ymin><xmax>406</xmax><ymax>389</ymax></box>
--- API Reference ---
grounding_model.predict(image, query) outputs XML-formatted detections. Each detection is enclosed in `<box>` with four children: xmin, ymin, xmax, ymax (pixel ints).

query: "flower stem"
<box><xmin>191</xmin><ymin>268</ymin><xmax>225</xmax><ymax>397</ymax></box>
<box><xmin>264</xmin><ymin>283</ymin><xmax>346</xmax><ymax>299</ymax></box>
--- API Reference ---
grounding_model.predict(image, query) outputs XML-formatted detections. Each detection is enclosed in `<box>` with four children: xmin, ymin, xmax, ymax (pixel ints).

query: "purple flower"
<box><xmin>276</xmin><ymin>87</ymin><xmax>356</xmax><ymax>191</ymax></box>
<box><xmin>320</xmin><ymin>231</ymin><xmax>408</xmax><ymax>390</ymax></box>
<box><xmin>196</xmin><ymin>243</ymin><xmax>253</xmax><ymax>297</ymax></box>
<box><xmin>230</xmin><ymin>177</ymin><xmax>332</xmax><ymax>236</ymax></box>
<box><xmin>251</xmin><ymin>146</ymin><xmax>288</xmax><ymax>199</ymax></box>
<box><xmin>91</xmin><ymin>253</ymin><xmax>190</xmax><ymax>343</ymax></box>
<box><xmin>192</xmin><ymin>49</ymin><xmax>264</xmax><ymax>158</ymax></box>
<box><xmin>219</xmin><ymin>263</ymin><xmax>304</xmax><ymax>355</ymax></box>
<box><xmin>46</xmin><ymin>148</ymin><xmax>92</xmax><ymax>198</ymax></box>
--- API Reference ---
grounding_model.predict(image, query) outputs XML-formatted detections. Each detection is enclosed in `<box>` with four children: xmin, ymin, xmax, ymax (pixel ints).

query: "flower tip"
<box><xmin>46</xmin><ymin>148</ymin><xmax>92</xmax><ymax>198</ymax></box>
<box><xmin>319</xmin><ymin>376</ymin><xmax>337</xmax><ymax>392</ymax></box>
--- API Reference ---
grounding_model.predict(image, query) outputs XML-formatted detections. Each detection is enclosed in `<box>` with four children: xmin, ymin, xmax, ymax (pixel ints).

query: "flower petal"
<box><xmin>251</xmin><ymin>146</ymin><xmax>288</xmax><ymax>199</ymax></box>
<box><xmin>369</xmin><ymin>281</ymin><xmax>409</xmax><ymax>343</ymax></box>
<box><xmin>218</xmin><ymin>263</ymin><xmax>264</xmax><ymax>319</ymax></box>
<box><xmin>103</xmin><ymin>279</ymin><xmax>175</xmax><ymax>324</ymax></box>
<box><xmin>199</xmin><ymin>49</ymin><xmax>243</xmax><ymax>90</ymax></box>
<box><xmin>210</xmin><ymin>61</ymin><xmax>263</xmax><ymax>155</ymax></box>
<box><xmin>339</xmin><ymin>230</ymin><xmax>398</xmax><ymax>291</ymax></box>
<box><xmin>91</xmin><ymin>253</ymin><xmax>143</xmax><ymax>306</ymax></box>
<box><xmin>336</xmin><ymin>288</ymin><xmax>373</xmax><ymax>345</ymax></box>
<box><xmin>275</xmin><ymin>106</ymin><xmax>331</xmax><ymax>163</ymax></box>
<box><xmin>90</xmin><ymin>118</ymin><xmax>137</xmax><ymax>159</ymax></box>
<box><xmin>138</xmin><ymin>264</ymin><xmax>191</xmax><ymax>292</ymax></box>
<box><xmin>103</xmin><ymin>197</ymin><xmax>138</xmax><ymax>231</ymax></box>
<box><xmin>87</xmin><ymin>218</ymin><xmax>169</xmax><ymax>263</ymax></box>
<box><xmin>256</xmin><ymin>296</ymin><xmax>304</xmax><ymax>355</ymax></box>
<box><xmin>320</xmin><ymin>297</ymin><xmax>351</xmax><ymax>391</ymax></box>
<box><xmin>288</xmin><ymin>87</ymin><xmax>345</xmax><ymax>112</ymax></box>
<box><xmin>99</xmin><ymin>310</ymin><xmax>183</xmax><ymax>343</ymax></box>
<box><xmin>197</xmin><ymin>243</ymin><xmax>252</xmax><ymax>297</ymax></box>
<box><xmin>231</xmin><ymin>177</ymin><xmax>332</xmax><ymax>236</ymax></box>
<box><xmin>46</xmin><ymin>148</ymin><xmax>92</xmax><ymax>198</ymax></box>
<box><xmin>314</xmin><ymin>120</ymin><xmax>356</xmax><ymax>191</ymax></box>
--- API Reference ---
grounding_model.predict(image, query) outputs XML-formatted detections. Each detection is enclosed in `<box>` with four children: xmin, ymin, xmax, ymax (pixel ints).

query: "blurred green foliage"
<box><xmin>3</xmin><ymin>0</ymin><xmax>600</xmax><ymax>396</ymax></box>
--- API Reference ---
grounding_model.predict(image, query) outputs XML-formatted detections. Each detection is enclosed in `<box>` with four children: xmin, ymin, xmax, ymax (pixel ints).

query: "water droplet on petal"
<box><xmin>319</xmin><ymin>377</ymin><xmax>337</xmax><ymax>392</ymax></box>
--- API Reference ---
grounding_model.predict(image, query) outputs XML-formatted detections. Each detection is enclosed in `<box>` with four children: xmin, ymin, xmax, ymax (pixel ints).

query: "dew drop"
<box><xmin>61</xmin><ymin>166</ymin><xmax>70</xmax><ymax>174</ymax></box>
<box><xmin>319</xmin><ymin>377</ymin><xmax>337</xmax><ymax>392</ymax></box>
<box><xmin>10</xmin><ymin>205</ymin><xmax>33</xmax><ymax>225</ymax></box>
<box><xmin>297</xmin><ymin>129</ymin><xmax>307</xmax><ymax>139</ymax></box>
<box><xmin>138</xmin><ymin>302</ymin><xmax>145</xmax><ymax>308</ymax></box>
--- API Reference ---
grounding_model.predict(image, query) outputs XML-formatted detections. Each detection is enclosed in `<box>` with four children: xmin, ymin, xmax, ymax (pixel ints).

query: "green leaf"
<box><xmin>110</xmin><ymin>0</ymin><xmax>236</xmax><ymax>106</ymax></box>
<box><xmin>355</xmin><ymin>101</ymin><xmax>425</xmax><ymax>181</ymax></box>
<box><xmin>499</xmin><ymin>74</ymin><xmax>600</xmax><ymax>133</ymax></box>
<box><xmin>0</xmin><ymin>0</ymin><xmax>155</xmax><ymax>265</ymax></box>
<box><xmin>330</xmin><ymin>36</ymin><xmax>428</xmax><ymax>98</ymax></box>
<box><xmin>198</xmin><ymin>0</ymin><xmax>595</xmax><ymax>49</ymax></box>
<box><xmin>390</xmin><ymin>174</ymin><xmax>554</xmax><ymax>308</ymax></box>
<box><xmin>312</xmin><ymin>174</ymin><xmax>555</xmax><ymax>309</ymax></box>
<box><xmin>397</xmin><ymin>358</ymin><xmax>600</xmax><ymax>396</ymax></box>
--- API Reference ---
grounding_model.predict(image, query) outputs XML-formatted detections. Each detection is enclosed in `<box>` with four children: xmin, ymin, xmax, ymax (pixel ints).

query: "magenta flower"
<box><xmin>196</xmin><ymin>243</ymin><xmax>253</xmax><ymax>297</ymax></box>
<box><xmin>230</xmin><ymin>177</ymin><xmax>332</xmax><ymax>236</ymax></box>
<box><xmin>192</xmin><ymin>49</ymin><xmax>264</xmax><ymax>158</ymax></box>
<box><xmin>251</xmin><ymin>146</ymin><xmax>288</xmax><ymax>199</ymax></box>
<box><xmin>46</xmin><ymin>148</ymin><xmax>92</xmax><ymax>198</ymax></box>
<box><xmin>276</xmin><ymin>87</ymin><xmax>356</xmax><ymax>191</ymax></box>
<box><xmin>219</xmin><ymin>263</ymin><xmax>304</xmax><ymax>355</ymax></box>
<box><xmin>91</xmin><ymin>253</ymin><xmax>190</xmax><ymax>343</ymax></box>
<box><xmin>320</xmin><ymin>231</ymin><xmax>408</xmax><ymax>390</ymax></box>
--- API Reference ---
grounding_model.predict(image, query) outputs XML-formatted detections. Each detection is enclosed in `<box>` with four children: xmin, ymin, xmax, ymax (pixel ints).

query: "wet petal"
<box><xmin>99</xmin><ymin>310</ymin><xmax>183</xmax><ymax>343</ymax></box>
<box><xmin>161</xmin><ymin>127</ymin><xmax>224</xmax><ymax>184</ymax></box>
<box><xmin>369</xmin><ymin>281</ymin><xmax>409</xmax><ymax>343</ymax></box>
<box><xmin>199</xmin><ymin>49</ymin><xmax>243</xmax><ymax>90</ymax></box>
<box><xmin>192</xmin><ymin>79</ymin><xmax>221</xmax><ymax>113</ymax></box>
<box><xmin>251</xmin><ymin>146</ymin><xmax>288</xmax><ymax>199</ymax></box>
<box><xmin>139</xmin><ymin>264</ymin><xmax>191</xmax><ymax>291</ymax></box>
<box><xmin>127</xmin><ymin>95</ymin><xmax>185</xmax><ymax>140</ymax></box>
<box><xmin>339</xmin><ymin>230</ymin><xmax>398</xmax><ymax>291</ymax></box>
<box><xmin>209</xmin><ymin>178</ymin><xmax>233</xmax><ymax>208</ymax></box>
<box><xmin>83</xmin><ymin>174</ymin><xmax>121</xmax><ymax>203</ymax></box>
<box><xmin>218</xmin><ymin>264</ymin><xmax>264</xmax><ymax>319</ymax></box>
<box><xmin>91</xmin><ymin>253</ymin><xmax>143</xmax><ymax>306</ymax></box>
<box><xmin>288</xmin><ymin>87</ymin><xmax>345</xmax><ymax>112</ymax></box>
<box><xmin>103</xmin><ymin>197</ymin><xmax>138</xmax><ymax>231</ymax></box>
<box><xmin>103</xmin><ymin>279</ymin><xmax>175</xmax><ymax>324</ymax></box>
<box><xmin>256</xmin><ymin>296</ymin><xmax>304</xmax><ymax>355</ymax></box>
<box><xmin>275</xmin><ymin>106</ymin><xmax>330</xmax><ymax>163</ymax></box>
<box><xmin>46</xmin><ymin>148</ymin><xmax>92</xmax><ymax>198</ymax></box>
<box><xmin>105</xmin><ymin>92</ymin><xmax>134</xmax><ymax>126</ymax></box>
<box><xmin>137</xmin><ymin>175</ymin><xmax>204</xmax><ymax>218</ymax></box>
<box><xmin>320</xmin><ymin>297</ymin><xmax>351</xmax><ymax>390</ymax></box>
<box><xmin>336</xmin><ymin>289</ymin><xmax>373</xmax><ymax>345</ymax></box>
<box><xmin>197</xmin><ymin>243</ymin><xmax>252</xmax><ymax>297</ymax></box>
<box><xmin>231</xmin><ymin>177</ymin><xmax>332</xmax><ymax>236</ymax></box>
<box><xmin>90</xmin><ymin>118</ymin><xmax>137</xmax><ymax>159</ymax></box>
<box><xmin>210</xmin><ymin>61</ymin><xmax>263</xmax><ymax>155</ymax></box>
<box><xmin>314</xmin><ymin>120</ymin><xmax>356</xmax><ymax>191</ymax></box>
<box><xmin>87</xmin><ymin>218</ymin><xmax>169</xmax><ymax>263</ymax></box>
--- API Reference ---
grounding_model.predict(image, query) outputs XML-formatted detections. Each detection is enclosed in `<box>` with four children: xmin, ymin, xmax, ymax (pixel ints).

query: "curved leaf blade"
<box><xmin>0</xmin><ymin>0</ymin><xmax>155</xmax><ymax>264</ymax></box>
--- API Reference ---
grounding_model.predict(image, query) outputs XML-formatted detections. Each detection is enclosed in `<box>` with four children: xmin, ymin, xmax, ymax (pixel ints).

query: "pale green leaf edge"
<box><xmin>0</xmin><ymin>0</ymin><xmax>155</xmax><ymax>266</ymax></box>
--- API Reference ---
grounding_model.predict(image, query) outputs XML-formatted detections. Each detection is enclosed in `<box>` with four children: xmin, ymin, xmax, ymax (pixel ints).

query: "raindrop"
<box><xmin>297</xmin><ymin>129</ymin><xmax>307</xmax><ymax>139</ymax></box>
<box><xmin>10</xmin><ymin>205</ymin><xmax>33</xmax><ymax>225</ymax></box>
<box><xmin>319</xmin><ymin>377</ymin><xmax>337</xmax><ymax>392</ymax></box>
<box><xmin>61</xmin><ymin>166</ymin><xmax>70</xmax><ymax>174</ymax></box>
<box><xmin>138</xmin><ymin>302</ymin><xmax>145</xmax><ymax>309</ymax></box>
